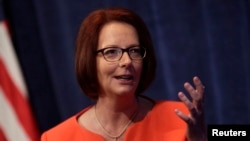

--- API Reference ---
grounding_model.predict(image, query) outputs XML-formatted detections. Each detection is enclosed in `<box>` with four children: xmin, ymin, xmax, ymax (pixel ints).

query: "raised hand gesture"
<box><xmin>175</xmin><ymin>76</ymin><xmax>207</xmax><ymax>141</ymax></box>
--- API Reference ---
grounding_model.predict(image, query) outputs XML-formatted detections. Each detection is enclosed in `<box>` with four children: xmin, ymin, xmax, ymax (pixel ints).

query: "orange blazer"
<box><xmin>41</xmin><ymin>100</ymin><xmax>189</xmax><ymax>141</ymax></box>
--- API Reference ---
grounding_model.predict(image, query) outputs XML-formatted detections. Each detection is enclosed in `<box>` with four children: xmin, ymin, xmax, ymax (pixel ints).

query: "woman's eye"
<box><xmin>130</xmin><ymin>48</ymin><xmax>140</xmax><ymax>54</ymax></box>
<box><xmin>104</xmin><ymin>49</ymin><xmax>118</xmax><ymax>55</ymax></box>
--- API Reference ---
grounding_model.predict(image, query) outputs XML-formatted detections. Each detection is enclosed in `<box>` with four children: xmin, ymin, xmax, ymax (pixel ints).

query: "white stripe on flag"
<box><xmin>0</xmin><ymin>20</ymin><xmax>39</xmax><ymax>141</ymax></box>
<box><xmin>0</xmin><ymin>88</ymin><xmax>30</xmax><ymax>141</ymax></box>
<box><xmin>0</xmin><ymin>22</ymin><xmax>27</xmax><ymax>98</ymax></box>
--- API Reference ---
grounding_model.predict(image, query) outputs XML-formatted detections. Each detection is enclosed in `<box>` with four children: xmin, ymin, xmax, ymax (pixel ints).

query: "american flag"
<box><xmin>0</xmin><ymin>2</ymin><xmax>40</xmax><ymax>141</ymax></box>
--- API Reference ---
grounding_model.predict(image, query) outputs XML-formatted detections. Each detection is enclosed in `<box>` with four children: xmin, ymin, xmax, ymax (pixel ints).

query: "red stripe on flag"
<box><xmin>0</xmin><ymin>59</ymin><xmax>40</xmax><ymax>141</ymax></box>
<box><xmin>0</xmin><ymin>127</ymin><xmax>7</xmax><ymax>141</ymax></box>
<box><xmin>2</xmin><ymin>21</ymin><xmax>10</xmax><ymax>34</ymax></box>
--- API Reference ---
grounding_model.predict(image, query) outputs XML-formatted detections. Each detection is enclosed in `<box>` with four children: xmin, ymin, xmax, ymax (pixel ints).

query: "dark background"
<box><xmin>2</xmin><ymin>0</ymin><xmax>250</xmax><ymax>134</ymax></box>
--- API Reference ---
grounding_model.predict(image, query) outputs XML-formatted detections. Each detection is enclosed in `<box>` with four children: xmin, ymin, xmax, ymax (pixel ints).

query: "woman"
<box><xmin>41</xmin><ymin>7</ymin><xmax>207</xmax><ymax>141</ymax></box>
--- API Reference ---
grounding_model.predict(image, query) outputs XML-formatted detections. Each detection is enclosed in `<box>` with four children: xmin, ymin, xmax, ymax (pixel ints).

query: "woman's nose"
<box><xmin>119</xmin><ymin>52</ymin><xmax>132</xmax><ymax>66</ymax></box>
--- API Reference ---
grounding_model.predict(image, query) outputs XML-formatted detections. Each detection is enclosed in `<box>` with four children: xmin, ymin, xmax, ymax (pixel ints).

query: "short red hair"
<box><xmin>75</xmin><ymin>7</ymin><xmax>157</xmax><ymax>100</ymax></box>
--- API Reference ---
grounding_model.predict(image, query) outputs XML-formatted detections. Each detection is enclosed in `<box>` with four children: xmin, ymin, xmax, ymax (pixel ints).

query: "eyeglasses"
<box><xmin>96</xmin><ymin>46</ymin><xmax>146</xmax><ymax>62</ymax></box>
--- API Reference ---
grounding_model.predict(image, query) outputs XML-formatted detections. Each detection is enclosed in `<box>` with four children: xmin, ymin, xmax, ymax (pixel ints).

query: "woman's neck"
<box><xmin>96</xmin><ymin>95</ymin><xmax>138</xmax><ymax>115</ymax></box>
<box><xmin>94</xmin><ymin>96</ymin><xmax>139</xmax><ymax>137</ymax></box>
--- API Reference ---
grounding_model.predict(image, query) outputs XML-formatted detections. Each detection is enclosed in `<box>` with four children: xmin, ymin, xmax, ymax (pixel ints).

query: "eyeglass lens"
<box><xmin>102</xmin><ymin>47</ymin><xmax>145</xmax><ymax>61</ymax></box>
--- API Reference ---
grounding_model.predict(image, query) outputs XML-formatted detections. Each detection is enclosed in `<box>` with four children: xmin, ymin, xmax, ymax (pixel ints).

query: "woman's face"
<box><xmin>96</xmin><ymin>22</ymin><xmax>143</xmax><ymax>97</ymax></box>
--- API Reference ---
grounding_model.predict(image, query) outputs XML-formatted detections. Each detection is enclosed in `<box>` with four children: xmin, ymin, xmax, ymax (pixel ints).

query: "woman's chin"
<box><xmin>113</xmin><ymin>87</ymin><xmax>136</xmax><ymax>96</ymax></box>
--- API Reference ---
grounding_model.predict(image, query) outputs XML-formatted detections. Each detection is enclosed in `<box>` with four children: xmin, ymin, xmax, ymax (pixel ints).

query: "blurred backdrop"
<box><xmin>1</xmin><ymin>0</ymin><xmax>250</xmax><ymax>136</ymax></box>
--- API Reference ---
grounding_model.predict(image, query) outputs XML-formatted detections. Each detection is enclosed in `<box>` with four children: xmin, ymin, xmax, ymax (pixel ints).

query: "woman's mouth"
<box><xmin>114</xmin><ymin>75</ymin><xmax>134</xmax><ymax>81</ymax></box>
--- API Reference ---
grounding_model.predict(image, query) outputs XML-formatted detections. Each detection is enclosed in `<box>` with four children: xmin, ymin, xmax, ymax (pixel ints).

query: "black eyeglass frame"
<box><xmin>96</xmin><ymin>46</ymin><xmax>146</xmax><ymax>62</ymax></box>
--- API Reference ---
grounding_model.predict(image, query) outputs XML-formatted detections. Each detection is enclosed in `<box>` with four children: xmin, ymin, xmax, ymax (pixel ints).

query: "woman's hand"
<box><xmin>175</xmin><ymin>76</ymin><xmax>207</xmax><ymax>141</ymax></box>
